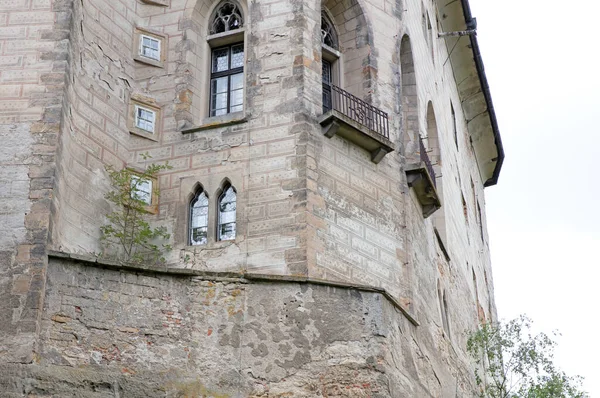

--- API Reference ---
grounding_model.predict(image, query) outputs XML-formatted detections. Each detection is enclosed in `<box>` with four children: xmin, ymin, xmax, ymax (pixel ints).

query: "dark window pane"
<box><xmin>322</xmin><ymin>60</ymin><xmax>332</xmax><ymax>84</ymax></box>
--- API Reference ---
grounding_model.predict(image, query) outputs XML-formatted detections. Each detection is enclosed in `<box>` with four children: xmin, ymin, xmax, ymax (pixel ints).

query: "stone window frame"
<box><xmin>176</xmin><ymin>175</ymin><xmax>244</xmax><ymax>250</ymax></box>
<box><xmin>209</xmin><ymin>42</ymin><xmax>245</xmax><ymax>117</ymax></box>
<box><xmin>204</xmin><ymin>1</ymin><xmax>246</xmax><ymax>123</ymax></box>
<box><xmin>133</xmin><ymin>27</ymin><xmax>167</xmax><ymax>68</ymax></box>
<box><xmin>128</xmin><ymin>169</ymin><xmax>159</xmax><ymax>215</ymax></box>
<box><xmin>128</xmin><ymin>95</ymin><xmax>161</xmax><ymax>141</ymax></box>
<box><xmin>180</xmin><ymin>0</ymin><xmax>251</xmax><ymax>134</ymax></box>
<box><xmin>141</xmin><ymin>0</ymin><xmax>170</xmax><ymax>6</ymax></box>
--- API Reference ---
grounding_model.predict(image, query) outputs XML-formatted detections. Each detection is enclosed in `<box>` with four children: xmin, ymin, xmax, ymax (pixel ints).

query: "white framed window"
<box><xmin>130</xmin><ymin>175</ymin><xmax>153</xmax><ymax>205</ymax></box>
<box><xmin>135</xmin><ymin>105</ymin><xmax>156</xmax><ymax>133</ymax></box>
<box><xmin>140</xmin><ymin>34</ymin><xmax>161</xmax><ymax>61</ymax></box>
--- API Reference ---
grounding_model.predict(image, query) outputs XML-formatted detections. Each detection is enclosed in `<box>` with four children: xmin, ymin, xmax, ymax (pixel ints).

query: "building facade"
<box><xmin>0</xmin><ymin>0</ymin><xmax>503</xmax><ymax>395</ymax></box>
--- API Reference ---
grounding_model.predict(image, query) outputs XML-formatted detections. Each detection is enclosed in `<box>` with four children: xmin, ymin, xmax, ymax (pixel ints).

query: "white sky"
<box><xmin>470</xmin><ymin>0</ymin><xmax>600</xmax><ymax>395</ymax></box>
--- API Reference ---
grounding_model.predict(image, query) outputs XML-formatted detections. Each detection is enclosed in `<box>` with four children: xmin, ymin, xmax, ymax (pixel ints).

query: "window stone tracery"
<box><xmin>210</xmin><ymin>2</ymin><xmax>244</xmax><ymax>35</ymax></box>
<box><xmin>321</xmin><ymin>12</ymin><xmax>338</xmax><ymax>49</ymax></box>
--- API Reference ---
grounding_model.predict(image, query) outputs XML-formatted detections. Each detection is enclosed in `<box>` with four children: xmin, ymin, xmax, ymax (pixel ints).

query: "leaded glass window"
<box><xmin>190</xmin><ymin>191</ymin><xmax>209</xmax><ymax>245</ymax></box>
<box><xmin>210</xmin><ymin>2</ymin><xmax>243</xmax><ymax>34</ymax></box>
<box><xmin>210</xmin><ymin>44</ymin><xmax>244</xmax><ymax>116</ymax></box>
<box><xmin>217</xmin><ymin>186</ymin><xmax>236</xmax><ymax>241</ymax></box>
<box><xmin>321</xmin><ymin>13</ymin><xmax>338</xmax><ymax>49</ymax></box>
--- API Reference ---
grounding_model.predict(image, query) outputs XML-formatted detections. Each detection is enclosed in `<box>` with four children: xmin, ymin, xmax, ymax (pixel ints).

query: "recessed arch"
<box><xmin>400</xmin><ymin>35</ymin><xmax>418</xmax><ymax>160</ymax></box>
<box><xmin>179</xmin><ymin>0</ymin><xmax>249</xmax><ymax>125</ymax></box>
<box><xmin>425</xmin><ymin>101</ymin><xmax>441</xmax><ymax>167</ymax></box>
<box><xmin>321</xmin><ymin>0</ymin><xmax>375</xmax><ymax>100</ymax></box>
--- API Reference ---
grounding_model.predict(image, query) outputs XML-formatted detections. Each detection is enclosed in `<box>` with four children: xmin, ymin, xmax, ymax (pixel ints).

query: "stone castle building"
<box><xmin>0</xmin><ymin>0</ymin><xmax>504</xmax><ymax>395</ymax></box>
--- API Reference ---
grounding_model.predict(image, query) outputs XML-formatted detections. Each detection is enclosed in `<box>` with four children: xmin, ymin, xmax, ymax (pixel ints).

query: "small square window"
<box><xmin>135</xmin><ymin>105</ymin><xmax>156</xmax><ymax>133</ymax></box>
<box><xmin>140</xmin><ymin>35</ymin><xmax>161</xmax><ymax>61</ymax></box>
<box><xmin>133</xmin><ymin>28</ymin><xmax>166</xmax><ymax>68</ymax></box>
<box><xmin>129</xmin><ymin>96</ymin><xmax>160</xmax><ymax>141</ymax></box>
<box><xmin>131</xmin><ymin>175</ymin><xmax>153</xmax><ymax>205</ymax></box>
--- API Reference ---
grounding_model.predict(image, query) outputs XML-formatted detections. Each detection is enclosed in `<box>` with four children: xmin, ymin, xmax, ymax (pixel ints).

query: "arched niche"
<box><xmin>321</xmin><ymin>0</ymin><xmax>374</xmax><ymax>101</ymax></box>
<box><xmin>179</xmin><ymin>0</ymin><xmax>249</xmax><ymax>126</ymax></box>
<box><xmin>400</xmin><ymin>35</ymin><xmax>418</xmax><ymax>161</ymax></box>
<box><xmin>425</xmin><ymin>101</ymin><xmax>441</xmax><ymax>168</ymax></box>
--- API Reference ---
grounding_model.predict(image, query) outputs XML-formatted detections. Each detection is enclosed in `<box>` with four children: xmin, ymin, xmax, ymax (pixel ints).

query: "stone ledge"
<box><xmin>405</xmin><ymin>162</ymin><xmax>441</xmax><ymax>218</ymax></box>
<box><xmin>47</xmin><ymin>250</ymin><xmax>419</xmax><ymax>326</ymax></box>
<box><xmin>181</xmin><ymin>112</ymin><xmax>247</xmax><ymax>134</ymax></box>
<box><xmin>319</xmin><ymin>110</ymin><xmax>395</xmax><ymax>164</ymax></box>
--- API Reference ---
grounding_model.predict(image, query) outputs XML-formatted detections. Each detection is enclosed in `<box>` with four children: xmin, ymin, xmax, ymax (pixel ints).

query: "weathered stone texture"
<box><xmin>0</xmin><ymin>0</ymin><xmax>500</xmax><ymax>394</ymax></box>
<box><xmin>0</xmin><ymin>258</ymin><xmax>477</xmax><ymax>396</ymax></box>
<box><xmin>0</xmin><ymin>0</ymin><xmax>71</xmax><ymax>364</ymax></box>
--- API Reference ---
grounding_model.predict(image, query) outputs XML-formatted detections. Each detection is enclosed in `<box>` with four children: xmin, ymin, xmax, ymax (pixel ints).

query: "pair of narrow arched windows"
<box><xmin>189</xmin><ymin>185</ymin><xmax>237</xmax><ymax>245</ymax></box>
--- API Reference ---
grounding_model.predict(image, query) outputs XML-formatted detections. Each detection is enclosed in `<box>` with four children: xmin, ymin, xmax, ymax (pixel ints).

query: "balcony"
<box><xmin>405</xmin><ymin>137</ymin><xmax>441</xmax><ymax>218</ymax></box>
<box><xmin>319</xmin><ymin>85</ymin><xmax>395</xmax><ymax>164</ymax></box>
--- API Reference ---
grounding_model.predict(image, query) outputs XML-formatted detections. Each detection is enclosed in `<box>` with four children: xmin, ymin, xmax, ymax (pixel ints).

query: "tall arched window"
<box><xmin>321</xmin><ymin>11</ymin><xmax>338</xmax><ymax>113</ymax></box>
<box><xmin>400</xmin><ymin>35</ymin><xmax>418</xmax><ymax>160</ymax></box>
<box><xmin>217</xmin><ymin>185</ymin><xmax>237</xmax><ymax>241</ymax></box>
<box><xmin>209</xmin><ymin>1</ymin><xmax>245</xmax><ymax>117</ymax></box>
<box><xmin>190</xmin><ymin>189</ymin><xmax>209</xmax><ymax>245</ymax></box>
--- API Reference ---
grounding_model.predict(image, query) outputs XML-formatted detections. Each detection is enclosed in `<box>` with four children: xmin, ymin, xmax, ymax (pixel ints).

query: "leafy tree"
<box><xmin>100</xmin><ymin>155</ymin><xmax>172</xmax><ymax>264</ymax></box>
<box><xmin>467</xmin><ymin>315</ymin><xmax>587</xmax><ymax>398</ymax></box>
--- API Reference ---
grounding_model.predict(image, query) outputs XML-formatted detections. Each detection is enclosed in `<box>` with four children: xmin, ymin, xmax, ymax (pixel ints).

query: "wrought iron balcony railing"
<box><xmin>419</xmin><ymin>137</ymin><xmax>436</xmax><ymax>188</ymax></box>
<box><xmin>323</xmin><ymin>84</ymin><xmax>390</xmax><ymax>139</ymax></box>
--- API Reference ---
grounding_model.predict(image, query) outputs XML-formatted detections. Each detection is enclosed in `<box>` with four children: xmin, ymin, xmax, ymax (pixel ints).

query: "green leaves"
<box><xmin>467</xmin><ymin>316</ymin><xmax>587</xmax><ymax>398</ymax></box>
<box><xmin>100</xmin><ymin>154</ymin><xmax>172</xmax><ymax>265</ymax></box>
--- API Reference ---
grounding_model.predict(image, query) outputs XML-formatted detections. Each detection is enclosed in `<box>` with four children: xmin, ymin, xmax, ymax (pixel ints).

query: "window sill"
<box><xmin>181</xmin><ymin>112</ymin><xmax>247</xmax><ymax>134</ymax></box>
<box><xmin>133</xmin><ymin>55</ymin><xmax>164</xmax><ymax>68</ymax></box>
<box><xmin>207</xmin><ymin>29</ymin><xmax>245</xmax><ymax>47</ymax></box>
<box><xmin>130</xmin><ymin>128</ymin><xmax>159</xmax><ymax>142</ymax></box>
<box><xmin>184</xmin><ymin>238</ymin><xmax>237</xmax><ymax>250</ymax></box>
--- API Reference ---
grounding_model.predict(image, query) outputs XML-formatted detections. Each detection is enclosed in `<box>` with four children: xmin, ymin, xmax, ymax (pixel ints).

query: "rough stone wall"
<box><xmin>0</xmin><ymin>0</ymin><xmax>71</xmax><ymax>364</ymax></box>
<box><xmin>1</xmin><ymin>257</ymin><xmax>478</xmax><ymax>396</ymax></box>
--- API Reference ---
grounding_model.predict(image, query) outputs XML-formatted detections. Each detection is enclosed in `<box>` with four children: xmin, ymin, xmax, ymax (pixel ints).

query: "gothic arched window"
<box><xmin>190</xmin><ymin>189</ymin><xmax>209</xmax><ymax>245</ymax></box>
<box><xmin>210</xmin><ymin>2</ymin><xmax>244</xmax><ymax>35</ymax></box>
<box><xmin>208</xmin><ymin>1</ymin><xmax>245</xmax><ymax>117</ymax></box>
<box><xmin>217</xmin><ymin>185</ymin><xmax>237</xmax><ymax>241</ymax></box>
<box><xmin>321</xmin><ymin>12</ymin><xmax>338</xmax><ymax>113</ymax></box>
<box><xmin>321</xmin><ymin>12</ymin><xmax>338</xmax><ymax>49</ymax></box>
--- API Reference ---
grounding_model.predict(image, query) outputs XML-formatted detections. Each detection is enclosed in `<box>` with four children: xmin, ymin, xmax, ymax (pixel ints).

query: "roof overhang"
<box><xmin>435</xmin><ymin>0</ymin><xmax>504</xmax><ymax>187</ymax></box>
